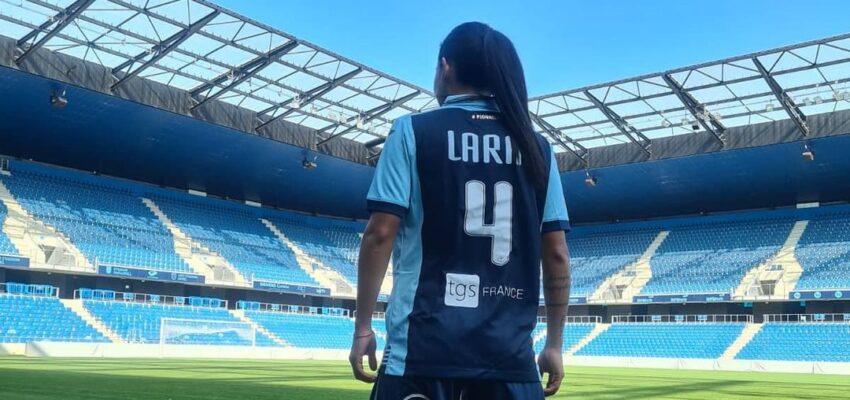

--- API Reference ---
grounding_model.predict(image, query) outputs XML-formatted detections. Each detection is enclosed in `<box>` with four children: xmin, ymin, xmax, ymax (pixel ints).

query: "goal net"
<box><xmin>159</xmin><ymin>318</ymin><xmax>256</xmax><ymax>353</ymax></box>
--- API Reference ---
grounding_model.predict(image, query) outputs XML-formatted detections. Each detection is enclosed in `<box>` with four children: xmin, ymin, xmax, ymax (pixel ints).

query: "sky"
<box><xmin>214</xmin><ymin>0</ymin><xmax>850</xmax><ymax>97</ymax></box>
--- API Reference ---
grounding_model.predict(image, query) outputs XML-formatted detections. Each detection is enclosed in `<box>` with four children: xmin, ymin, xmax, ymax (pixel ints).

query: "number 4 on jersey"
<box><xmin>464</xmin><ymin>180</ymin><xmax>513</xmax><ymax>266</ymax></box>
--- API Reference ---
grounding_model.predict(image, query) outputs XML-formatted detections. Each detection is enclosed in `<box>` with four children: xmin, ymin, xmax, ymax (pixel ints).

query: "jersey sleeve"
<box><xmin>366</xmin><ymin>116</ymin><xmax>415</xmax><ymax>218</ymax></box>
<box><xmin>541</xmin><ymin>146</ymin><xmax>570</xmax><ymax>233</ymax></box>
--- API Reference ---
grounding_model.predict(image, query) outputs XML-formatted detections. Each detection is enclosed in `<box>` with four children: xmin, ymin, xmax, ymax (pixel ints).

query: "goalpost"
<box><xmin>159</xmin><ymin>318</ymin><xmax>256</xmax><ymax>357</ymax></box>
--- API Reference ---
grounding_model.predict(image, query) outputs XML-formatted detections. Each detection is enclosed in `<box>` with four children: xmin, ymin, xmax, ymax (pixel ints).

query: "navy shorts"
<box><xmin>370</xmin><ymin>371</ymin><xmax>544</xmax><ymax>400</ymax></box>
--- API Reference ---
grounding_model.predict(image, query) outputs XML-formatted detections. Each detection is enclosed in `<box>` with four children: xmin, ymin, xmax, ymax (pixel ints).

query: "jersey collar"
<box><xmin>442</xmin><ymin>94</ymin><xmax>498</xmax><ymax>112</ymax></box>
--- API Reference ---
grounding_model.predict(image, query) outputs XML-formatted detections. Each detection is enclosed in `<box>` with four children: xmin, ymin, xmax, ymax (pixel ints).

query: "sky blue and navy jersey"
<box><xmin>366</xmin><ymin>95</ymin><xmax>570</xmax><ymax>382</ymax></box>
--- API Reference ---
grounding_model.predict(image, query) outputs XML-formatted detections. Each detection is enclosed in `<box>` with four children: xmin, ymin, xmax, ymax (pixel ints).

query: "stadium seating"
<box><xmin>0</xmin><ymin>202</ymin><xmax>19</xmax><ymax>256</ymax></box>
<box><xmin>736</xmin><ymin>322</ymin><xmax>850</xmax><ymax>362</ymax></box>
<box><xmin>795</xmin><ymin>215</ymin><xmax>850</xmax><ymax>290</ymax></box>
<box><xmin>643</xmin><ymin>219</ymin><xmax>793</xmax><ymax>294</ymax></box>
<box><xmin>532</xmin><ymin>322</ymin><xmax>596</xmax><ymax>353</ymax></box>
<box><xmin>152</xmin><ymin>196</ymin><xmax>318</xmax><ymax>286</ymax></box>
<box><xmin>0</xmin><ymin>284</ymin><xmax>108</xmax><ymax>343</ymax></box>
<box><xmin>2</xmin><ymin>164</ymin><xmax>189</xmax><ymax>272</ymax></box>
<box><xmin>567</xmin><ymin>230</ymin><xmax>658</xmax><ymax>296</ymax></box>
<box><xmin>268</xmin><ymin>214</ymin><xmax>363</xmax><ymax>284</ymax></box>
<box><xmin>577</xmin><ymin>323</ymin><xmax>745</xmax><ymax>359</ymax></box>
<box><xmin>83</xmin><ymin>298</ymin><xmax>277</xmax><ymax>346</ymax></box>
<box><xmin>244</xmin><ymin>310</ymin><xmax>355</xmax><ymax>349</ymax></box>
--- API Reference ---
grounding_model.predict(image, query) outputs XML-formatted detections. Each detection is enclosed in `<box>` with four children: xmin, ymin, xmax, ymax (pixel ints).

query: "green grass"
<box><xmin>0</xmin><ymin>357</ymin><xmax>848</xmax><ymax>399</ymax></box>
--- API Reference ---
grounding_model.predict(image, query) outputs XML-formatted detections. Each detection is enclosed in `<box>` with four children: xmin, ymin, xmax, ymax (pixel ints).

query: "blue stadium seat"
<box><xmin>566</xmin><ymin>230</ymin><xmax>657</xmax><ymax>296</ymax></box>
<box><xmin>268</xmin><ymin>214</ymin><xmax>363</xmax><ymax>285</ymax></box>
<box><xmin>0</xmin><ymin>202</ymin><xmax>19</xmax><ymax>256</ymax></box>
<box><xmin>736</xmin><ymin>323</ymin><xmax>850</xmax><ymax>362</ymax></box>
<box><xmin>152</xmin><ymin>196</ymin><xmax>320</xmax><ymax>286</ymax></box>
<box><xmin>1</xmin><ymin>164</ymin><xmax>189</xmax><ymax>272</ymax></box>
<box><xmin>795</xmin><ymin>215</ymin><xmax>850</xmax><ymax>290</ymax></box>
<box><xmin>642</xmin><ymin>219</ymin><xmax>794</xmax><ymax>295</ymax></box>
<box><xmin>0</xmin><ymin>285</ymin><xmax>108</xmax><ymax>343</ymax></box>
<box><xmin>577</xmin><ymin>323</ymin><xmax>745</xmax><ymax>359</ymax></box>
<box><xmin>83</xmin><ymin>297</ymin><xmax>278</xmax><ymax>346</ymax></box>
<box><xmin>245</xmin><ymin>310</ymin><xmax>360</xmax><ymax>350</ymax></box>
<box><xmin>531</xmin><ymin>322</ymin><xmax>595</xmax><ymax>354</ymax></box>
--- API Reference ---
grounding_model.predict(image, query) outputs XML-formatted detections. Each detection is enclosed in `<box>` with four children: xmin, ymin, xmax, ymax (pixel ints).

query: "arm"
<box><xmin>538</xmin><ymin>230</ymin><xmax>571</xmax><ymax>397</ymax></box>
<box><xmin>542</xmin><ymin>230</ymin><xmax>571</xmax><ymax>349</ymax></box>
<box><xmin>349</xmin><ymin>212</ymin><xmax>400</xmax><ymax>383</ymax></box>
<box><xmin>537</xmin><ymin>143</ymin><xmax>571</xmax><ymax>397</ymax></box>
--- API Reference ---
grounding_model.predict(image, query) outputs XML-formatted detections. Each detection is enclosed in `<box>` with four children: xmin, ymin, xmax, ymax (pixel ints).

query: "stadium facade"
<box><xmin>0</xmin><ymin>0</ymin><xmax>849</xmax><ymax>375</ymax></box>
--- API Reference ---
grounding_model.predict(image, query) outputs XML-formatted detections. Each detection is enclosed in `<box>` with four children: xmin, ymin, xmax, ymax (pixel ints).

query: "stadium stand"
<box><xmin>244</xmin><ymin>309</ymin><xmax>355</xmax><ymax>350</ymax></box>
<box><xmin>737</xmin><ymin>318</ymin><xmax>850</xmax><ymax>362</ymax></box>
<box><xmin>577</xmin><ymin>318</ymin><xmax>746</xmax><ymax>359</ymax></box>
<box><xmin>268</xmin><ymin>214</ymin><xmax>362</xmax><ymax>284</ymax></box>
<box><xmin>567</xmin><ymin>229</ymin><xmax>658</xmax><ymax>296</ymax></box>
<box><xmin>0</xmin><ymin>283</ymin><xmax>108</xmax><ymax>343</ymax></box>
<box><xmin>80</xmin><ymin>289</ymin><xmax>276</xmax><ymax>346</ymax></box>
<box><xmin>532</xmin><ymin>322</ymin><xmax>596</xmax><ymax>354</ymax></box>
<box><xmin>795</xmin><ymin>214</ymin><xmax>850</xmax><ymax>290</ymax></box>
<box><xmin>0</xmin><ymin>202</ymin><xmax>18</xmax><ymax>256</ymax></box>
<box><xmin>642</xmin><ymin>218</ymin><xmax>794</xmax><ymax>295</ymax></box>
<box><xmin>151</xmin><ymin>196</ymin><xmax>318</xmax><ymax>286</ymax></box>
<box><xmin>1</xmin><ymin>164</ymin><xmax>189</xmax><ymax>272</ymax></box>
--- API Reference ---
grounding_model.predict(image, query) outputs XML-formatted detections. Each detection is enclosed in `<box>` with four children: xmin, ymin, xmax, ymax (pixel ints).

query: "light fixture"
<box><xmin>290</xmin><ymin>96</ymin><xmax>301</xmax><ymax>109</ymax></box>
<box><xmin>680</xmin><ymin>118</ymin><xmax>690</xmax><ymax>127</ymax></box>
<box><xmin>802</xmin><ymin>144</ymin><xmax>814</xmax><ymax>162</ymax></box>
<box><xmin>302</xmin><ymin>155</ymin><xmax>318</xmax><ymax>170</ymax></box>
<box><xmin>814</xmin><ymin>96</ymin><xmax>823</xmax><ymax>105</ymax></box>
<box><xmin>584</xmin><ymin>170</ymin><xmax>597</xmax><ymax>187</ymax></box>
<box><xmin>661</xmin><ymin>118</ymin><xmax>671</xmax><ymax>128</ymax></box>
<box><xmin>356</xmin><ymin>115</ymin><xmax>365</xmax><ymax>129</ymax></box>
<box><xmin>50</xmin><ymin>89</ymin><xmax>67</xmax><ymax>108</ymax></box>
<box><xmin>765</xmin><ymin>102</ymin><xmax>775</xmax><ymax>112</ymax></box>
<box><xmin>803</xmin><ymin>97</ymin><xmax>813</xmax><ymax>106</ymax></box>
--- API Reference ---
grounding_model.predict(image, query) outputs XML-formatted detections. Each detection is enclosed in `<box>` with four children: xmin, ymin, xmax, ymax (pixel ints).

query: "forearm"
<box><xmin>354</xmin><ymin>216</ymin><xmax>397</xmax><ymax>333</ymax></box>
<box><xmin>542</xmin><ymin>239</ymin><xmax>571</xmax><ymax>349</ymax></box>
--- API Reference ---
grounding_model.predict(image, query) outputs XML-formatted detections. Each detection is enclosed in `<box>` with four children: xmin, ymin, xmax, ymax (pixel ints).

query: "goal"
<box><xmin>159</xmin><ymin>318</ymin><xmax>256</xmax><ymax>355</ymax></box>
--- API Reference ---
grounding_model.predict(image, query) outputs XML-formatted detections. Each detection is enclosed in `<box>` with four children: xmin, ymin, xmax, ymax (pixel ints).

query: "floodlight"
<box><xmin>802</xmin><ymin>144</ymin><xmax>814</xmax><ymax>162</ymax></box>
<box><xmin>584</xmin><ymin>170</ymin><xmax>597</xmax><ymax>187</ymax></box>
<box><xmin>50</xmin><ymin>89</ymin><xmax>67</xmax><ymax>108</ymax></box>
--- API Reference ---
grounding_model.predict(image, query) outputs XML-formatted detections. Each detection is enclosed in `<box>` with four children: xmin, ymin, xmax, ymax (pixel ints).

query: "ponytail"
<box><xmin>439</xmin><ymin>22</ymin><xmax>547</xmax><ymax>189</ymax></box>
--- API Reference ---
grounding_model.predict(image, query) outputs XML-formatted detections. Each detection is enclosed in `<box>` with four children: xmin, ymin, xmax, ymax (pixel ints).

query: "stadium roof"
<box><xmin>531</xmin><ymin>33</ymin><xmax>850</xmax><ymax>161</ymax></box>
<box><xmin>0</xmin><ymin>1</ymin><xmax>849</xmax><ymax>161</ymax></box>
<box><xmin>0</xmin><ymin>0</ymin><xmax>437</xmax><ymax>148</ymax></box>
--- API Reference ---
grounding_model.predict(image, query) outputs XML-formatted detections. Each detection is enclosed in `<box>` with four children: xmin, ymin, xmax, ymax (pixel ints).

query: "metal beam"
<box><xmin>583</xmin><ymin>91</ymin><xmax>651</xmax><ymax>155</ymax></box>
<box><xmin>111</xmin><ymin>10</ymin><xmax>220</xmax><ymax>90</ymax></box>
<box><xmin>15</xmin><ymin>0</ymin><xmax>95</xmax><ymax>64</ymax></box>
<box><xmin>530</xmin><ymin>114</ymin><xmax>589</xmax><ymax>162</ymax></box>
<box><xmin>316</xmin><ymin>91</ymin><xmax>420</xmax><ymax>146</ymax></box>
<box><xmin>662</xmin><ymin>74</ymin><xmax>726</xmax><ymax>144</ymax></box>
<box><xmin>256</xmin><ymin>68</ymin><xmax>362</xmax><ymax>130</ymax></box>
<box><xmin>752</xmin><ymin>57</ymin><xmax>810</xmax><ymax>137</ymax></box>
<box><xmin>190</xmin><ymin>40</ymin><xmax>300</xmax><ymax>110</ymax></box>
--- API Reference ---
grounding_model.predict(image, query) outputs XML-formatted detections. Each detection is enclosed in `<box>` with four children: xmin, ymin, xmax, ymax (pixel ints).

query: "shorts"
<box><xmin>370</xmin><ymin>370</ymin><xmax>544</xmax><ymax>400</ymax></box>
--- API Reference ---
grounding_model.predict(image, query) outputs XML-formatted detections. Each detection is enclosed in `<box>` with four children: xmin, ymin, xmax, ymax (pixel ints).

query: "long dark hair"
<box><xmin>439</xmin><ymin>22</ymin><xmax>547</xmax><ymax>189</ymax></box>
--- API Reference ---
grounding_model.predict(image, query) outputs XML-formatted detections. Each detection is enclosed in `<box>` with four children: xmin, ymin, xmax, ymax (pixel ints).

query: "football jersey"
<box><xmin>366</xmin><ymin>95</ymin><xmax>569</xmax><ymax>381</ymax></box>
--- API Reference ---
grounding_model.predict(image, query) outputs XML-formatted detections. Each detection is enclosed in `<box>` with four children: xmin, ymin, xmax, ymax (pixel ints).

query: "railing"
<box><xmin>0</xmin><ymin>282</ymin><xmax>59</xmax><ymax>297</ymax></box>
<box><xmin>236</xmin><ymin>300</ymin><xmax>349</xmax><ymax>317</ymax></box>
<box><xmin>536</xmin><ymin>316</ymin><xmax>602</xmax><ymax>324</ymax></box>
<box><xmin>74</xmin><ymin>288</ymin><xmax>227</xmax><ymax>308</ymax></box>
<box><xmin>612</xmin><ymin>314</ymin><xmax>753</xmax><ymax>324</ymax></box>
<box><xmin>765</xmin><ymin>313</ymin><xmax>850</xmax><ymax>323</ymax></box>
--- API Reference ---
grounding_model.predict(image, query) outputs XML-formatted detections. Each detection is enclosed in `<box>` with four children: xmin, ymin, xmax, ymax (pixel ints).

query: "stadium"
<box><xmin>0</xmin><ymin>1</ymin><xmax>849</xmax><ymax>399</ymax></box>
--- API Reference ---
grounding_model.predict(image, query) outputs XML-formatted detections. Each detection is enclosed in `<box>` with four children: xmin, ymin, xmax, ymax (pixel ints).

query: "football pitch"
<box><xmin>1</xmin><ymin>357</ymin><xmax>848</xmax><ymax>399</ymax></box>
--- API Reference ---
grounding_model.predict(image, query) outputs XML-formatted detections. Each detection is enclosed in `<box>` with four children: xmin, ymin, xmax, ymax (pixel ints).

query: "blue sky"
<box><xmin>215</xmin><ymin>0</ymin><xmax>850</xmax><ymax>97</ymax></box>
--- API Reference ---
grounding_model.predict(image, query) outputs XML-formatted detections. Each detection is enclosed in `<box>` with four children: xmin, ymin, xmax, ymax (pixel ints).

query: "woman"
<box><xmin>350</xmin><ymin>22</ymin><xmax>571</xmax><ymax>400</ymax></box>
